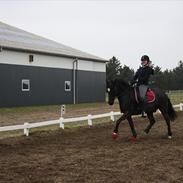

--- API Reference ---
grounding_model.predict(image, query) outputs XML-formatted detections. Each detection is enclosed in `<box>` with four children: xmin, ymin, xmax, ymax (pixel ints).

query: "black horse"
<box><xmin>107</xmin><ymin>79</ymin><xmax>177</xmax><ymax>140</ymax></box>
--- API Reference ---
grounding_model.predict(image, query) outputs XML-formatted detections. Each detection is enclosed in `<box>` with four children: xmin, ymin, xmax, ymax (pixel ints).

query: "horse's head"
<box><xmin>106</xmin><ymin>80</ymin><xmax>119</xmax><ymax>105</ymax></box>
<box><xmin>107</xmin><ymin>79</ymin><xmax>130</xmax><ymax>105</ymax></box>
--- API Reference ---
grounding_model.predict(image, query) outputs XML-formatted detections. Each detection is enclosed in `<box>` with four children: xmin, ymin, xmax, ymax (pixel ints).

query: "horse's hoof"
<box><xmin>168</xmin><ymin>136</ymin><xmax>172</xmax><ymax>139</ymax></box>
<box><xmin>129</xmin><ymin>136</ymin><xmax>137</xmax><ymax>142</ymax></box>
<box><xmin>112</xmin><ymin>132</ymin><xmax>118</xmax><ymax>140</ymax></box>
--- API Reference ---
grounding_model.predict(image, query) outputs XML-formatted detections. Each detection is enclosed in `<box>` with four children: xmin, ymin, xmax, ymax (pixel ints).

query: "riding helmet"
<box><xmin>141</xmin><ymin>55</ymin><xmax>150</xmax><ymax>62</ymax></box>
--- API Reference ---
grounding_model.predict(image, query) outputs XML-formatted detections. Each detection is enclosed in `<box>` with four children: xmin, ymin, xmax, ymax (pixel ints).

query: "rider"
<box><xmin>131</xmin><ymin>55</ymin><xmax>154</xmax><ymax>103</ymax></box>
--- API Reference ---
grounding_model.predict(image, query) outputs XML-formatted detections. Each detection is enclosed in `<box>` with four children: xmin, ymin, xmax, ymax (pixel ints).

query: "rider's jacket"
<box><xmin>133</xmin><ymin>66</ymin><xmax>154</xmax><ymax>85</ymax></box>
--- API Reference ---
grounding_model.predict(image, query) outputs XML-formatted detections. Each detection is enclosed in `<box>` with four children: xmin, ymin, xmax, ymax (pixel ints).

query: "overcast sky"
<box><xmin>0</xmin><ymin>0</ymin><xmax>183</xmax><ymax>70</ymax></box>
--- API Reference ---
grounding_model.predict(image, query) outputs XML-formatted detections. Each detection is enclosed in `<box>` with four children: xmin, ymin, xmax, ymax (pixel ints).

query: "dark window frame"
<box><xmin>29</xmin><ymin>55</ymin><xmax>34</xmax><ymax>62</ymax></box>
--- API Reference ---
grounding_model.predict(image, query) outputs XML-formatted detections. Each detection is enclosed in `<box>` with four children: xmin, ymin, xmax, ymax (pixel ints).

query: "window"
<box><xmin>29</xmin><ymin>55</ymin><xmax>34</xmax><ymax>62</ymax></box>
<box><xmin>22</xmin><ymin>79</ymin><xmax>30</xmax><ymax>91</ymax></box>
<box><xmin>65</xmin><ymin>81</ymin><xmax>71</xmax><ymax>91</ymax></box>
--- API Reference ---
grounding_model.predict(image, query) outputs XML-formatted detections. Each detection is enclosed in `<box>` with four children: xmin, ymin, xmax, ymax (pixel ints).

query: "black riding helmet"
<box><xmin>141</xmin><ymin>55</ymin><xmax>150</xmax><ymax>62</ymax></box>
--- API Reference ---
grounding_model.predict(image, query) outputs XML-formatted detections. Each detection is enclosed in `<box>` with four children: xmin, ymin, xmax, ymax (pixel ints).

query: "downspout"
<box><xmin>73</xmin><ymin>58</ymin><xmax>78</xmax><ymax>104</ymax></box>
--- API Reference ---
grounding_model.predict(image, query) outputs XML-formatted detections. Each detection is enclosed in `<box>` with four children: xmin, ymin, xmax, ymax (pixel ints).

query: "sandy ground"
<box><xmin>0</xmin><ymin>111</ymin><xmax>182</xmax><ymax>183</ymax></box>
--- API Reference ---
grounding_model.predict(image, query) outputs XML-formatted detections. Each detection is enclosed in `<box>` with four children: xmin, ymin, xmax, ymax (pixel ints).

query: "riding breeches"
<box><xmin>138</xmin><ymin>85</ymin><xmax>148</xmax><ymax>100</ymax></box>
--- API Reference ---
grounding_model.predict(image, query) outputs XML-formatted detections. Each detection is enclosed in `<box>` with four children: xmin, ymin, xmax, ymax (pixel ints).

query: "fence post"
<box><xmin>24</xmin><ymin>122</ymin><xmax>29</xmax><ymax>136</ymax></box>
<box><xmin>88</xmin><ymin>114</ymin><xmax>92</xmax><ymax>127</ymax></box>
<box><xmin>180</xmin><ymin>103</ymin><xmax>183</xmax><ymax>111</ymax></box>
<box><xmin>59</xmin><ymin>117</ymin><xmax>65</xmax><ymax>129</ymax></box>
<box><xmin>110</xmin><ymin>111</ymin><xmax>115</xmax><ymax>121</ymax></box>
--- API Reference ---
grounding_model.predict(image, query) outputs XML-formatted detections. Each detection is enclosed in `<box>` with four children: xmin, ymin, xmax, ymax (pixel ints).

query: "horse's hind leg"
<box><xmin>159</xmin><ymin>108</ymin><xmax>172</xmax><ymax>138</ymax></box>
<box><xmin>144</xmin><ymin>112</ymin><xmax>156</xmax><ymax>134</ymax></box>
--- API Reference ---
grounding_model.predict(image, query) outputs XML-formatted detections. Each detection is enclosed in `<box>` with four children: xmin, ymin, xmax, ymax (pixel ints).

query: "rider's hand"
<box><xmin>130</xmin><ymin>80</ymin><xmax>136</xmax><ymax>86</ymax></box>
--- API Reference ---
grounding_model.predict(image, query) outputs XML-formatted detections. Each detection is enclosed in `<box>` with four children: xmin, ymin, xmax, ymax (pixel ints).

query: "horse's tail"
<box><xmin>167</xmin><ymin>98</ymin><xmax>177</xmax><ymax>121</ymax></box>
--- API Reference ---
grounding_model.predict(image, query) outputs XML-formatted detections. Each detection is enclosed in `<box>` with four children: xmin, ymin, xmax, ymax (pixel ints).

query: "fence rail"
<box><xmin>0</xmin><ymin>103</ymin><xmax>182</xmax><ymax>136</ymax></box>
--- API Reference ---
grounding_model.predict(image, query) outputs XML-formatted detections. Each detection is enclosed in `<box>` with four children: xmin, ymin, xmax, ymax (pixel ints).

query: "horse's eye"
<box><xmin>107</xmin><ymin>88</ymin><xmax>110</xmax><ymax>92</ymax></box>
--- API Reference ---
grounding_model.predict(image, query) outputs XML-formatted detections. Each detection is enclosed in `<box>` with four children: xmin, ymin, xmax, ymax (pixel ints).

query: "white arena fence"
<box><xmin>0</xmin><ymin>103</ymin><xmax>183</xmax><ymax>137</ymax></box>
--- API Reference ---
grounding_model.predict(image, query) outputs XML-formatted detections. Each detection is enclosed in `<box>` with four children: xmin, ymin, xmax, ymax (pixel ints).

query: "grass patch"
<box><xmin>0</xmin><ymin>105</ymin><xmax>59</xmax><ymax>114</ymax></box>
<box><xmin>0</xmin><ymin>130</ymin><xmax>24</xmax><ymax>139</ymax></box>
<box><xmin>0</xmin><ymin>102</ymin><xmax>108</xmax><ymax>114</ymax></box>
<box><xmin>64</xmin><ymin>117</ymin><xmax>112</xmax><ymax>129</ymax></box>
<box><xmin>167</xmin><ymin>90</ymin><xmax>183</xmax><ymax>104</ymax></box>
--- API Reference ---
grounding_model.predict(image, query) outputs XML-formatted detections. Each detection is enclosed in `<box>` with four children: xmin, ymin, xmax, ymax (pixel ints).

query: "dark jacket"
<box><xmin>133</xmin><ymin>66</ymin><xmax>154</xmax><ymax>85</ymax></box>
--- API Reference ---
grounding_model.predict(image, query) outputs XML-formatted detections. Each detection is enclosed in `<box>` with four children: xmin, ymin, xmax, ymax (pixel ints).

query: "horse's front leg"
<box><xmin>112</xmin><ymin>112</ymin><xmax>129</xmax><ymax>139</ymax></box>
<box><xmin>127</xmin><ymin>116</ymin><xmax>137</xmax><ymax>138</ymax></box>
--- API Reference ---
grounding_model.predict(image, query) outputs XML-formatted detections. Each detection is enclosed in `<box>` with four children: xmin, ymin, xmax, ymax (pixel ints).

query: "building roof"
<box><xmin>0</xmin><ymin>21</ymin><xmax>107</xmax><ymax>62</ymax></box>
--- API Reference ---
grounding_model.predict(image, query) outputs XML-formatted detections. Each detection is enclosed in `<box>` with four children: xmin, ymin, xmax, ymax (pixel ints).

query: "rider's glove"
<box><xmin>130</xmin><ymin>80</ymin><xmax>136</xmax><ymax>86</ymax></box>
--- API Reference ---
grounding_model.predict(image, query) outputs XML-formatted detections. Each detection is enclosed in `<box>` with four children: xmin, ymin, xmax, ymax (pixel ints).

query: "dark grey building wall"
<box><xmin>0</xmin><ymin>63</ymin><xmax>106</xmax><ymax>107</ymax></box>
<box><xmin>0</xmin><ymin>63</ymin><xmax>73</xmax><ymax>107</ymax></box>
<box><xmin>76</xmin><ymin>70</ymin><xmax>106</xmax><ymax>103</ymax></box>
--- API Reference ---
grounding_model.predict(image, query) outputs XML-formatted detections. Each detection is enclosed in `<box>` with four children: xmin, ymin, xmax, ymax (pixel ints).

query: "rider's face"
<box><xmin>141</xmin><ymin>60</ymin><xmax>148</xmax><ymax>66</ymax></box>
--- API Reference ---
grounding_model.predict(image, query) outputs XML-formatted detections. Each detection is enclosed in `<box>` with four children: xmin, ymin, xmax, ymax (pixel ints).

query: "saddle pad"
<box><xmin>146</xmin><ymin>89</ymin><xmax>155</xmax><ymax>103</ymax></box>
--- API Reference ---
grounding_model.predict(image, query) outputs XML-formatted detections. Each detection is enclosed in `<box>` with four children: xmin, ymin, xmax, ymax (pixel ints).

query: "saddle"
<box><xmin>134</xmin><ymin>87</ymin><xmax>155</xmax><ymax>104</ymax></box>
